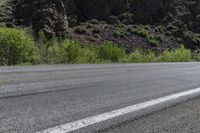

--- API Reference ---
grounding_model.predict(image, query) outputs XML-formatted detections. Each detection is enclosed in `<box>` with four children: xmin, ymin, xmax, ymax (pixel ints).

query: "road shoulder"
<box><xmin>104</xmin><ymin>96</ymin><xmax>200</xmax><ymax>133</ymax></box>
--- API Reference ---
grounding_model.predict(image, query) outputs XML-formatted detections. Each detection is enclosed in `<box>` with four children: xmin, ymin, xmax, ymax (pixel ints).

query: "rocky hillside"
<box><xmin>1</xmin><ymin>0</ymin><xmax>200</xmax><ymax>52</ymax></box>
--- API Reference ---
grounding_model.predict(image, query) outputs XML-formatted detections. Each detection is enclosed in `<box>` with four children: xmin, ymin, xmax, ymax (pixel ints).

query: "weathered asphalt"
<box><xmin>105</xmin><ymin>97</ymin><xmax>200</xmax><ymax>133</ymax></box>
<box><xmin>1</xmin><ymin>63</ymin><xmax>200</xmax><ymax>133</ymax></box>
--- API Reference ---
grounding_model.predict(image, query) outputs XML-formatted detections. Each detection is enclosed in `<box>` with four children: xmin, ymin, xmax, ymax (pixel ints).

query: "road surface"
<box><xmin>1</xmin><ymin>63</ymin><xmax>200</xmax><ymax>133</ymax></box>
<box><xmin>105</xmin><ymin>97</ymin><xmax>200</xmax><ymax>133</ymax></box>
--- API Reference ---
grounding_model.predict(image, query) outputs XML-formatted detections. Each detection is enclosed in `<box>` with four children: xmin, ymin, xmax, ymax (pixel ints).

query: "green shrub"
<box><xmin>77</xmin><ymin>46</ymin><xmax>97</xmax><ymax>64</ymax></box>
<box><xmin>59</xmin><ymin>39</ymin><xmax>81</xmax><ymax>64</ymax></box>
<box><xmin>36</xmin><ymin>37</ymin><xmax>59</xmax><ymax>64</ymax></box>
<box><xmin>147</xmin><ymin>35</ymin><xmax>159</xmax><ymax>46</ymax></box>
<box><xmin>98</xmin><ymin>42</ymin><xmax>125</xmax><ymax>62</ymax></box>
<box><xmin>145</xmin><ymin>51</ymin><xmax>157</xmax><ymax>62</ymax></box>
<box><xmin>46</xmin><ymin>41</ymin><xmax>61</xmax><ymax>64</ymax></box>
<box><xmin>1</xmin><ymin>28</ymin><xmax>192</xmax><ymax>66</ymax></box>
<box><xmin>132</xmin><ymin>25</ymin><xmax>159</xmax><ymax>45</ymax></box>
<box><xmin>128</xmin><ymin>49</ymin><xmax>156</xmax><ymax>63</ymax></box>
<box><xmin>0</xmin><ymin>27</ymin><xmax>38</xmax><ymax>65</ymax></box>
<box><xmin>128</xmin><ymin>50</ymin><xmax>145</xmax><ymax>63</ymax></box>
<box><xmin>160</xmin><ymin>46</ymin><xmax>192</xmax><ymax>62</ymax></box>
<box><xmin>37</xmin><ymin>37</ymin><xmax>82</xmax><ymax>64</ymax></box>
<box><xmin>128</xmin><ymin>47</ymin><xmax>191</xmax><ymax>63</ymax></box>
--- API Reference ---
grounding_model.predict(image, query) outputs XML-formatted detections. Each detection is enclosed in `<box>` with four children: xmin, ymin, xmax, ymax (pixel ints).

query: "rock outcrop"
<box><xmin>13</xmin><ymin>0</ymin><xmax>68</xmax><ymax>37</ymax></box>
<box><xmin>10</xmin><ymin>0</ymin><xmax>173</xmax><ymax>37</ymax></box>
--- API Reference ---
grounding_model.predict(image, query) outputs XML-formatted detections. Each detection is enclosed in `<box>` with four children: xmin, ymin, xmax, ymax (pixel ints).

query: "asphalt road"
<box><xmin>1</xmin><ymin>63</ymin><xmax>200</xmax><ymax>133</ymax></box>
<box><xmin>105</xmin><ymin>97</ymin><xmax>200</xmax><ymax>133</ymax></box>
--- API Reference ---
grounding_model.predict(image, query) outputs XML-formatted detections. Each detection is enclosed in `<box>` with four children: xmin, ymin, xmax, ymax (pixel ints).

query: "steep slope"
<box><xmin>11</xmin><ymin>0</ymin><xmax>172</xmax><ymax>33</ymax></box>
<box><xmin>0</xmin><ymin>0</ymin><xmax>13</xmax><ymax>25</ymax></box>
<box><xmin>1</xmin><ymin>0</ymin><xmax>200</xmax><ymax>52</ymax></box>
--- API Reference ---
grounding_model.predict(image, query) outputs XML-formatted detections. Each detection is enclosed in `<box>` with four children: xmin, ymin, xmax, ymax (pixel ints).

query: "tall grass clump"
<box><xmin>97</xmin><ymin>42</ymin><xmax>125</xmax><ymax>62</ymax></box>
<box><xmin>0</xmin><ymin>27</ymin><xmax>38</xmax><ymax>65</ymax></box>
<box><xmin>160</xmin><ymin>46</ymin><xmax>192</xmax><ymax>62</ymax></box>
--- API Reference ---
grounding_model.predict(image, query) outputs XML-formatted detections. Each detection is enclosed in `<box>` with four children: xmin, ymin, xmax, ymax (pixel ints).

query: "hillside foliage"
<box><xmin>0</xmin><ymin>0</ymin><xmax>200</xmax><ymax>65</ymax></box>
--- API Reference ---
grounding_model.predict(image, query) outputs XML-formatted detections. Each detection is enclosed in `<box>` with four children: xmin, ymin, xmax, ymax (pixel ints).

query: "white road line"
<box><xmin>37</xmin><ymin>87</ymin><xmax>200</xmax><ymax>133</ymax></box>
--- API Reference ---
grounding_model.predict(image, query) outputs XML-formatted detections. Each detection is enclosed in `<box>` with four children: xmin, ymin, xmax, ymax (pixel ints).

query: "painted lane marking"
<box><xmin>37</xmin><ymin>87</ymin><xmax>200</xmax><ymax>133</ymax></box>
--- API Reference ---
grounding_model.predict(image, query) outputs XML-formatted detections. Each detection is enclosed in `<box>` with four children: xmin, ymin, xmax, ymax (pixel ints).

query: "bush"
<box><xmin>77</xmin><ymin>46</ymin><xmax>97</xmax><ymax>64</ymax></box>
<box><xmin>145</xmin><ymin>51</ymin><xmax>157</xmax><ymax>62</ymax></box>
<box><xmin>98</xmin><ymin>42</ymin><xmax>125</xmax><ymax>62</ymax></box>
<box><xmin>46</xmin><ymin>41</ymin><xmax>61</xmax><ymax>64</ymax></box>
<box><xmin>128</xmin><ymin>49</ymin><xmax>156</xmax><ymax>63</ymax></box>
<box><xmin>36</xmin><ymin>37</ymin><xmax>59</xmax><ymax>64</ymax></box>
<box><xmin>132</xmin><ymin>25</ymin><xmax>159</xmax><ymax>45</ymax></box>
<box><xmin>160</xmin><ymin>46</ymin><xmax>192</xmax><ymax>62</ymax></box>
<box><xmin>1</xmin><ymin>28</ymin><xmax>192</xmax><ymax>66</ymax></box>
<box><xmin>0</xmin><ymin>27</ymin><xmax>38</xmax><ymax>65</ymax></box>
<box><xmin>147</xmin><ymin>35</ymin><xmax>159</xmax><ymax>46</ymax></box>
<box><xmin>59</xmin><ymin>39</ymin><xmax>81</xmax><ymax>64</ymax></box>
<box><xmin>128</xmin><ymin>49</ymin><xmax>145</xmax><ymax>63</ymax></box>
<box><xmin>37</xmin><ymin>38</ymin><xmax>82</xmax><ymax>64</ymax></box>
<box><xmin>36</xmin><ymin>38</ymin><xmax>192</xmax><ymax>64</ymax></box>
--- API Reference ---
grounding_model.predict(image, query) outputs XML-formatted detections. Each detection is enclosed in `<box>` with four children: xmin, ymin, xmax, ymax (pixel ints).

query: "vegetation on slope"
<box><xmin>0</xmin><ymin>27</ymin><xmax>195</xmax><ymax>66</ymax></box>
<box><xmin>1</xmin><ymin>0</ymin><xmax>200</xmax><ymax>65</ymax></box>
